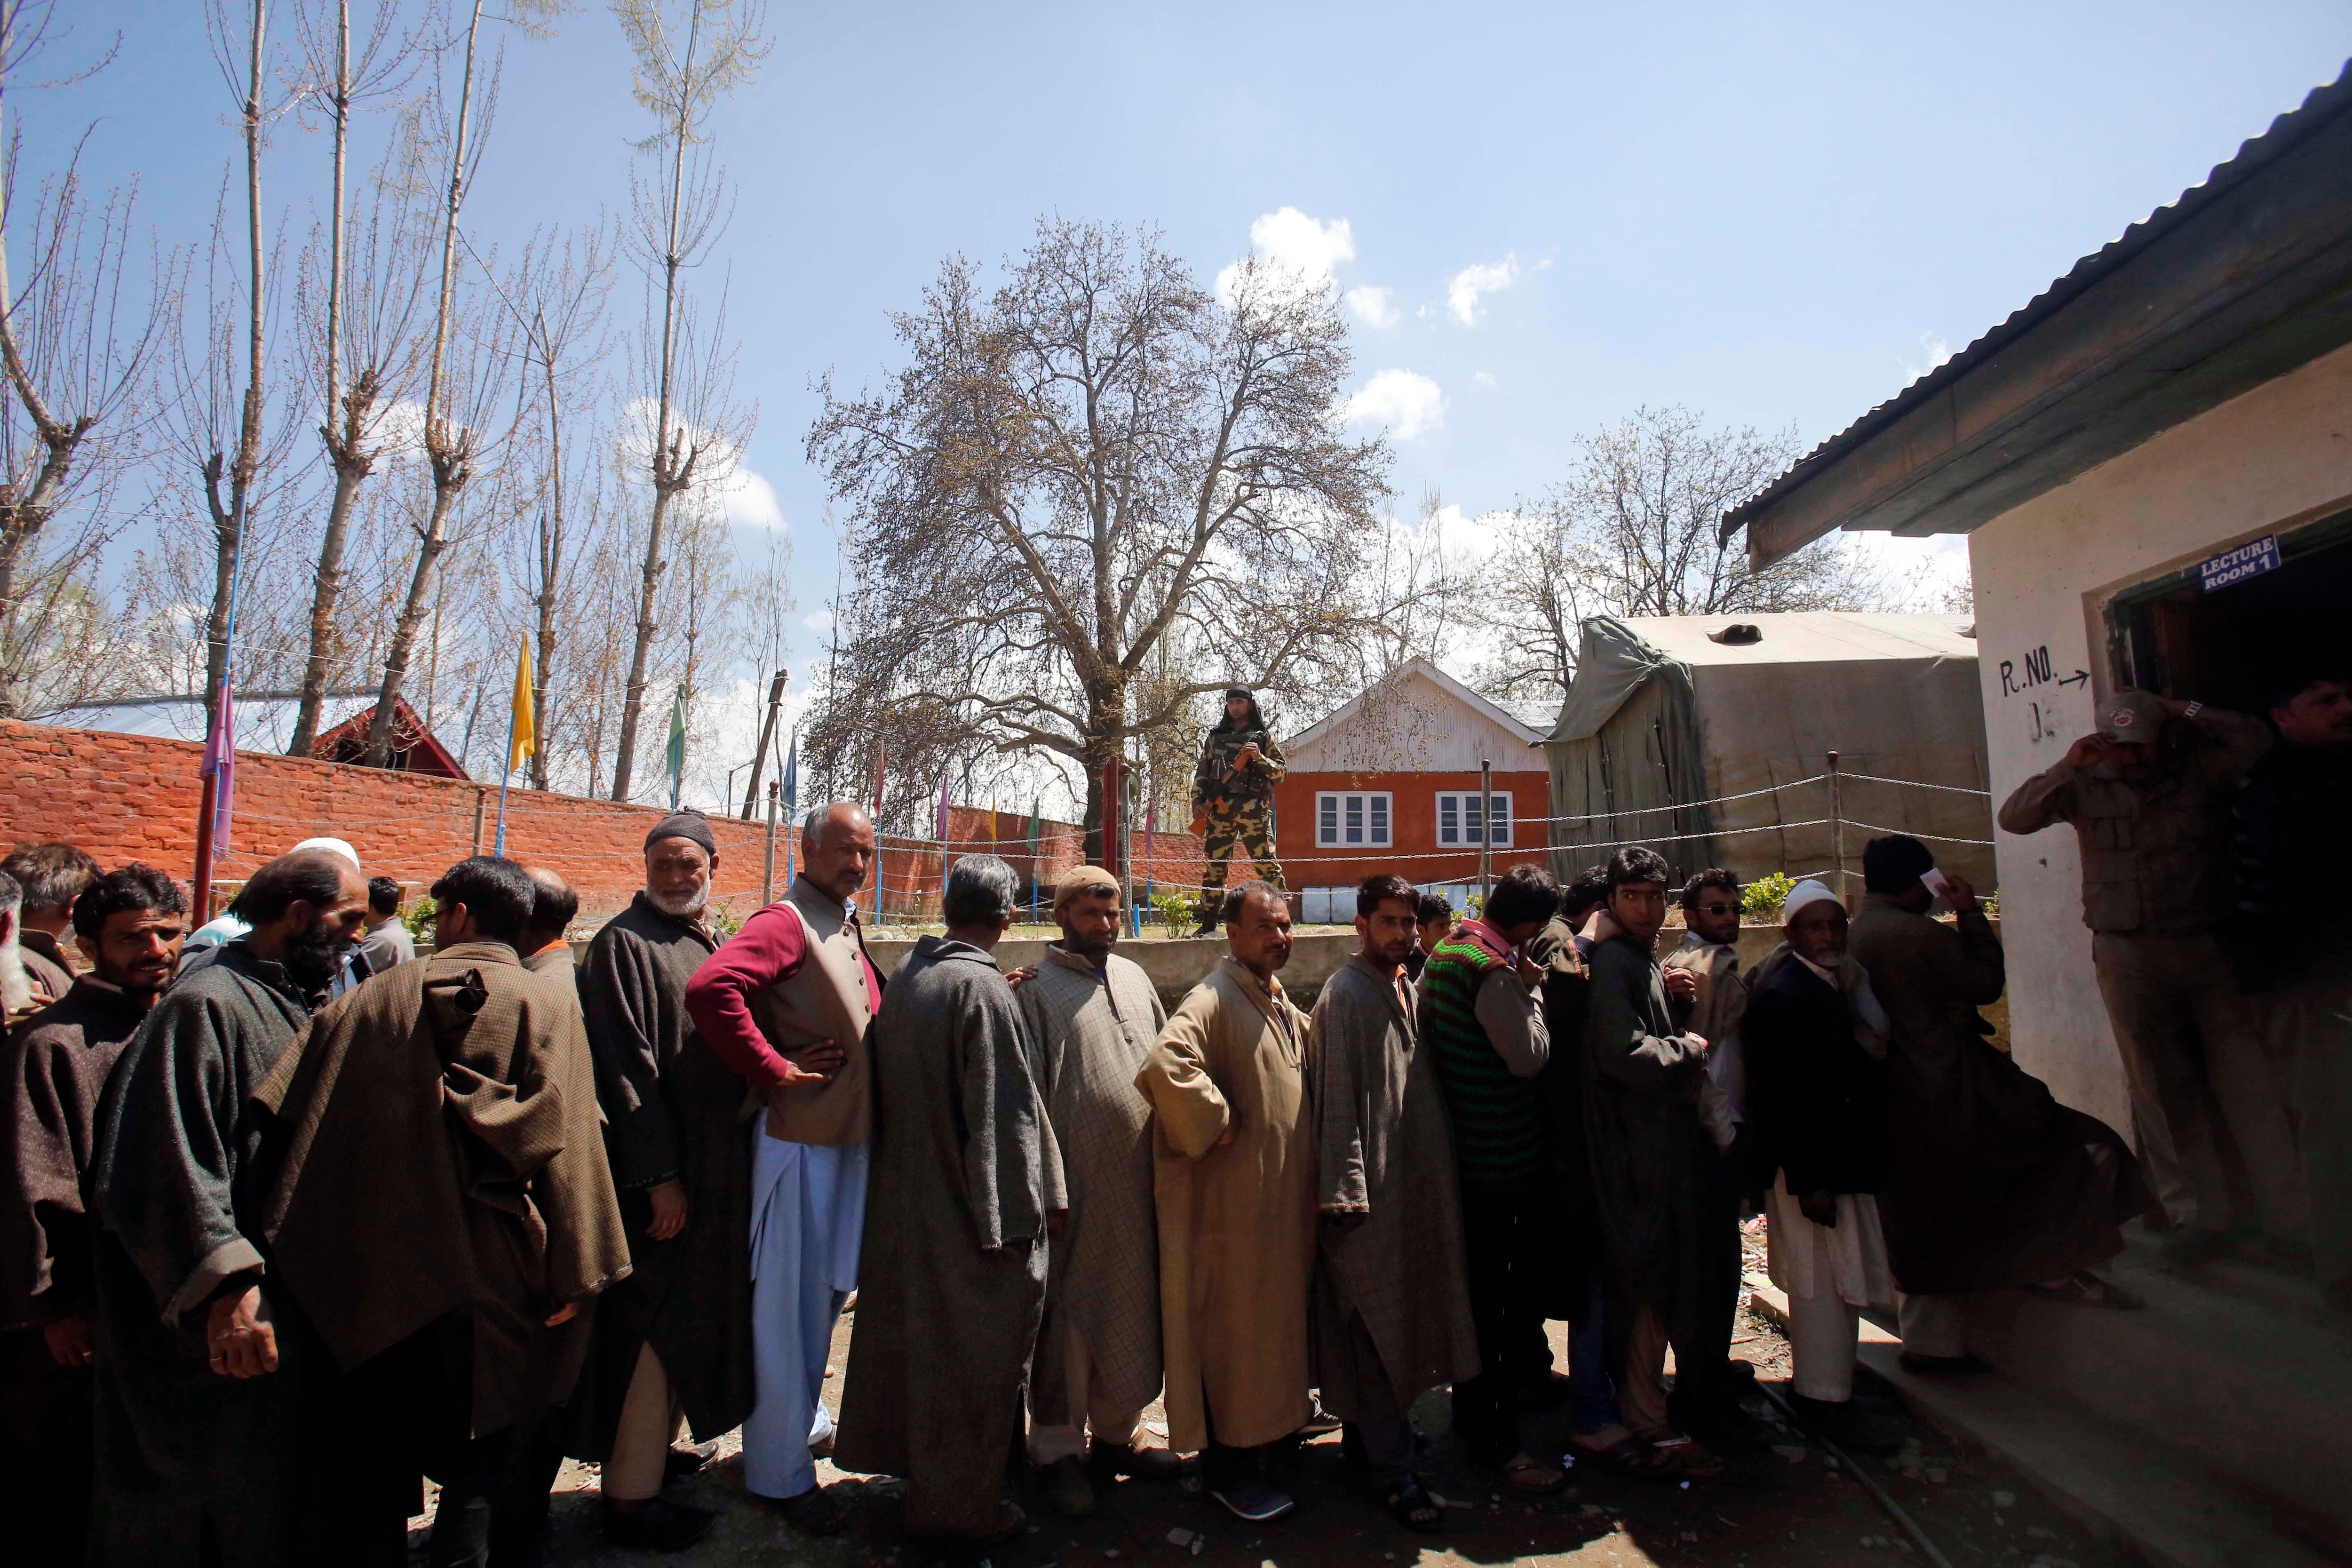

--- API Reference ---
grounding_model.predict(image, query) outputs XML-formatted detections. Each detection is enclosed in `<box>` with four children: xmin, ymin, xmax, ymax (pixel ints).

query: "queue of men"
<box><xmin>0</xmin><ymin>759</ymin><xmax>2221</xmax><ymax>1564</ymax></box>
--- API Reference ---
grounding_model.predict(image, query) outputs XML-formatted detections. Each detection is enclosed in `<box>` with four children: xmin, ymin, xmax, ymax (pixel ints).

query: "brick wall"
<box><xmin>0</xmin><ymin>720</ymin><xmax>1204</xmax><ymax>926</ymax></box>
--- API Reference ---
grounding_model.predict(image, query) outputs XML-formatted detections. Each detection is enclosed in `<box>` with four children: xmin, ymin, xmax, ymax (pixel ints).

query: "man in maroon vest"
<box><xmin>685</xmin><ymin>802</ymin><xmax>882</xmax><ymax>1535</ymax></box>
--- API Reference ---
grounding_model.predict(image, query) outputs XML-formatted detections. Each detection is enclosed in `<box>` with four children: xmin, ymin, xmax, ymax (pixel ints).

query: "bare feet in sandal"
<box><xmin>1383</xmin><ymin>1476</ymin><xmax>1446</xmax><ymax>1532</ymax></box>
<box><xmin>1644</xmin><ymin>1431</ymin><xmax>1725</xmax><ymax>1479</ymax></box>
<box><xmin>1567</xmin><ymin>1427</ymin><xmax>1675</xmax><ymax>1479</ymax></box>
<box><xmin>1491</xmin><ymin>1451</ymin><xmax>1567</xmax><ymax>1494</ymax></box>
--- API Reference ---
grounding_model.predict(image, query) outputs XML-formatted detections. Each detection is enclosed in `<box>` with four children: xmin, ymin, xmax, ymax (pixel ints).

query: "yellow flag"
<box><xmin>508</xmin><ymin>635</ymin><xmax>535</xmax><ymax>775</ymax></box>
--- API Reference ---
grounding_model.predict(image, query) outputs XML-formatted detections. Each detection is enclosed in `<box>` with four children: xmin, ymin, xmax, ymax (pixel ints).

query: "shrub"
<box><xmin>402</xmin><ymin>893</ymin><xmax>437</xmax><ymax>945</ymax></box>
<box><xmin>1741</xmin><ymin>873</ymin><xmax>1795</xmax><ymax>922</ymax></box>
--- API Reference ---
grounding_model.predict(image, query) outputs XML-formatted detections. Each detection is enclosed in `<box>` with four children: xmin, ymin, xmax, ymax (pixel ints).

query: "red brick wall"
<box><xmin>866</xmin><ymin>806</ymin><xmax>1204</xmax><ymax>921</ymax></box>
<box><xmin>0</xmin><ymin>721</ymin><xmax>1205</xmax><ymax>927</ymax></box>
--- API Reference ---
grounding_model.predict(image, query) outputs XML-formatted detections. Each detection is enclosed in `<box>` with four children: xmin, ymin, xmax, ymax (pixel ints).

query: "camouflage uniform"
<box><xmin>1193</xmin><ymin>722</ymin><xmax>1287</xmax><ymax>906</ymax></box>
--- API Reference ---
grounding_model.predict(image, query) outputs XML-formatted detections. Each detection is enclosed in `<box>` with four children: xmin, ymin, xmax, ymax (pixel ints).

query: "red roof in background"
<box><xmin>311</xmin><ymin>697</ymin><xmax>469</xmax><ymax>780</ymax></box>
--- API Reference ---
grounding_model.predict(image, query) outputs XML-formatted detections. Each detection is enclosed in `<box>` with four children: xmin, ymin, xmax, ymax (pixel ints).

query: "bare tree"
<box><xmin>508</xmin><ymin>220</ymin><xmax>614</xmax><ymax>787</ymax></box>
<box><xmin>191</xmin><ymin>0</ymin><xmax>302</xmax><ymax>726</ymax></box>
<box><xmin>0</xmin><ymin>4</ymin><xmax>173</xmax><ymax>714</ymax></box>
<box><xmin>808</xmin><ymin>219</ymin><xmax>1392</xmax><ymax>860</ymax></box>
<box><xmin>605</xmin><ymin>0</ymin><xmax>767</xmax><ymax>801</ymax></box>
<box><xmin>285</xmin><ymin>0</ymin><xmax>421</xmax><ymax>753</ymax></box>
<box><xmin>361</xmin><ymin>0</ymin><xmax>550</xmax><ymax>764</ymax></box>
<box><xmin>164</xmin><ymin>168</ymin><xmax>309</xmax><ymax>712</ymax></box>
<box><xmin>1477</xmin><ymin>405</ymin><xmax>1914</xmax><ymax>707</ymax></box>
<box><xmin>1474</xmin><ymin>501</ymin><xmax>1601</xmax><ymax>703</ymax></box>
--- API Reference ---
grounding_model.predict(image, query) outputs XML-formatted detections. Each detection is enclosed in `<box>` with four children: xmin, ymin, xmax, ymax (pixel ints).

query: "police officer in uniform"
<box><xmin>1191</xmin><ymin>686</ymin><xmax>1287</xmax><ymax>935</ymax></box>
<box><xmin>1997</xmin><ymin>687</ymin><xmax>2306</xmax><ymax>1265</ymax></box>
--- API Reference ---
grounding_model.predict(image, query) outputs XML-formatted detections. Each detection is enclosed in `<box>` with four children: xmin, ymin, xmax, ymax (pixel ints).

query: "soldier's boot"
<box><xmin>1192</xmin><ymin>898</ymin><xmax>1221</xmax><ymax>938</ymax></box>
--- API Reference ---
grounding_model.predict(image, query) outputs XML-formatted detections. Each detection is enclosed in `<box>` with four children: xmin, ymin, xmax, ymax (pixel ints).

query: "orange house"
<box><xmin>1270</xmin><ymin>657</ymin><xmax>1553</xmax><ymax>923</ymax></box>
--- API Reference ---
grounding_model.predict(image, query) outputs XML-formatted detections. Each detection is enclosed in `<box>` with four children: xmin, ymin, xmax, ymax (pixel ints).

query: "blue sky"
<box><xmin>36</xmin><ymin>0</ymin><xmax>2352</xmax><ymax>770</ymax></box>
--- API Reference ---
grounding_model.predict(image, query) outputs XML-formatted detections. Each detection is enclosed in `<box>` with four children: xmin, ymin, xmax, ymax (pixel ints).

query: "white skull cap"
<box><xmin>291</xmin><ymin>836</ymin><xmax>362</xmax><ymax>872</ymax></box>
<box><xmin>1780</xmin><ymin>878</ymin><xmax>1844</xmax><ymax>923</ymax></box>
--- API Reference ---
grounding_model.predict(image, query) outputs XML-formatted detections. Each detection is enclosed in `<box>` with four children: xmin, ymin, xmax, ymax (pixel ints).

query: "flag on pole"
<box><xmin>200</xmin><ymin>678</ymin><xmax>236</xmax><ymax>846</ymax></box>
<box><xmin>494</xmin><ymin>636</ymin><xmax>535</xmax><ymax>857</ymax></box>
<box><xmin>1026</xmin><ymin>796</ymin><xmax>1042</xmax><ymax>919</ymax></box>
<box><xmin>666</xmin><ymin>685</ymin><xmax>689</xmax><ymax>810</ymax></box>
<box><xmin>871</xmin><ymin>744</ymin><xmax>887</xmax><ymax>814</ymax></box>
<box><xmin>508</xmin><ymin>636</ymin><xmax>536</xmax><ymax>776</ymax></box>
<box><xmin>935</xmin><ymin>773</ymin><xmax>952</xmax><ymax>843</ymax></box>
<box><xmin>781</xmin><ymin>729</ymin><xmax>800</xmax><ymax>891</ymax></box>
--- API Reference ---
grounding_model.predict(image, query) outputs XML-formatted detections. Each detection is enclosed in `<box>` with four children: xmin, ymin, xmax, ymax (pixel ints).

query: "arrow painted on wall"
<box><xmin>2058</xmin><ymin>670</ymin><xmax>2091</xmax><ymax>688</ymax></box>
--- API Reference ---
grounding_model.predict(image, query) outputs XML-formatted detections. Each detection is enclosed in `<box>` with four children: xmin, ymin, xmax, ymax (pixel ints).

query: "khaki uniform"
<box><xmin>1192</xmin><ymin>724</ymin><xmax>1287</xmax><ymax>902</ymax></box>
<box><xmin>1997</xmin><ymin>709</ymin><xmax>2305</xmax><ymax>1239</ymax></box>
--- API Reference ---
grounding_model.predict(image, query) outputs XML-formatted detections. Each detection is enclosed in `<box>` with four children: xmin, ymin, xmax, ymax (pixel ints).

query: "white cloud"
<box><xmin>1216</xmin><ymin>207</ymin><xmax>1354</xmax><ymax>304</ymax></box>
<box><xmin>720</xmin><ymin>464</ymin><xmax>785</xmax><ymax>530</ymax></box>
<box><xmin>802</xmin><ymin>610</ymin><xmax>834</xmax><ymax>634</ymax></box>
<box><xmin>1472</xmin><ymin>370</ymin><xmax>1497</xmax><ymax>389</ymax></box>
<box><xmin>1901</xmin><ymin>332</ymin><xmax>1953</xmax><ymax>386</ymax></box>
<box><xmin>1446</xmin><ymin>254</ymin><xmax>1522</xmax><ymax>327</ymax></box>
<box><xmin>1342</xmin><ymin>369</ymin><xmax>1446</xmax><ymax>442</ymax></box>
<box><xmin>1345</xmin><ymin>285</ymin><xmax>1399</xmax><ymax>329</ymax></box>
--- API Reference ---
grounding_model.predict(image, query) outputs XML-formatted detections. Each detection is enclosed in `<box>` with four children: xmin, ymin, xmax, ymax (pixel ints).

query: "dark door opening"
<box><xmin>2109</xmin><ymin>514</ymin><xmax>2352</xmax><ymax>707</ymax></box>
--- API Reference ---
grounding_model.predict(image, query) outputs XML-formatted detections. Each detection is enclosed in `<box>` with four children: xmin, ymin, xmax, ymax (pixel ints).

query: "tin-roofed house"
<box><xmin>1272</xmin><ymin>657</ymin><xmax>1552</xmax><ymax>923</ymax></box>
<box><xmin>1715</xmin><ymin>65</ymin><xmax>2352</xmax><ymax>1562</ymax></box>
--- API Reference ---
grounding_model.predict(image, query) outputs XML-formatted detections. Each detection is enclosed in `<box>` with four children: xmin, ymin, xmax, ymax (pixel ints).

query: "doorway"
<box><xmin>2108</xmin><ymin>512</ymin><xmax>2352</xmax><ymax>705</ymax></box>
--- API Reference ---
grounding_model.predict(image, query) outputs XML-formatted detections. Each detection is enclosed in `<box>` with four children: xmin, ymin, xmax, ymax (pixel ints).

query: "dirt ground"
<box><xmin>410</xmin><ymin>1221</ymin><xmax>2116</xmax><ymax>1568</ymax></box>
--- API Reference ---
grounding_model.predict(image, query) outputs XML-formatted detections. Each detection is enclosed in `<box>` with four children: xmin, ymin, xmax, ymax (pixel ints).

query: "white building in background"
<box><xmin>1719</xmin><ymin>67</ymin><xmax>2352</xmax><ymax>1560</ymax></box>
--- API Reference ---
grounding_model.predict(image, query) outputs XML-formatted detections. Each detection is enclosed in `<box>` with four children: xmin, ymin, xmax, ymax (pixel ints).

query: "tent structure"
<box><xmin>1542</xmin><ymin>612</ymin><xmax>1994</xmax><ymax>896</ymax></box>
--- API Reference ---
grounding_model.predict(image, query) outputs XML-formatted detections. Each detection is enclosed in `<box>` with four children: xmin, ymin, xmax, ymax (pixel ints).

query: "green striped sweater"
<box><xmin>1419</xmin><ymin>921</ymin><xmax>1546</xmax><ymax>1182</ymax></box>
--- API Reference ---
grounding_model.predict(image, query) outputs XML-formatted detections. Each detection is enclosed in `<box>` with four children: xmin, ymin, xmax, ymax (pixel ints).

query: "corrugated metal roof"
<box><xmin>1720</xmin><ymin>62</ymin><xmax>2352</xmax><ymax>545</ymax></box>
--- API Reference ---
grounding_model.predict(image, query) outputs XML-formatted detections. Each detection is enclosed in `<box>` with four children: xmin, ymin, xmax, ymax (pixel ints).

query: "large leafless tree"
<box><xmin>1477</xmin><ymin>405</ymin><xmax>1921</xmax><ymax>705</ymax></box>
<box><xmin>808</xmin><ymin>218</ymin><xmax>1392</xmax><ymax>860</ymax></box>
<box><xmin>605</xmin><ymin>0</ymin><xmax>765</xmax><ymax>801</ymax></box>
<box><xmin>0</xmin><ymin>2</ymin><xmax>171</xmax><ymax>716</ymax></box>
<box><xmin>285</xmin><ymin>0</ymin><xmax>421</xmax><ymax>754</ymax></box>
<box><xmin>360</xmin><ymin>0</ymin><xmax>547</xmax><ymax>764</ymax></box>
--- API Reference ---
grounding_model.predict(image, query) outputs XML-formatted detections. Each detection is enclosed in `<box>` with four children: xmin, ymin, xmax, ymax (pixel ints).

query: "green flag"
<box><xmin>1026</xmin><ymin>796</ymin><xmax>1042</xmax><ymax>917</ymax></box>
<box><xmin>666</xmin><ymin>685</ymin><xmax>688</xmax><ymax>810</ymax></box>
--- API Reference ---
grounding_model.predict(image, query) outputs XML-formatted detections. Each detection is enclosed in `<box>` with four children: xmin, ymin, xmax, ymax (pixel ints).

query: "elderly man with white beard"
<box><xmin>572</xmin><ymin>810</ymin><xmax>748</xmax><ymax>1551</ymax></box>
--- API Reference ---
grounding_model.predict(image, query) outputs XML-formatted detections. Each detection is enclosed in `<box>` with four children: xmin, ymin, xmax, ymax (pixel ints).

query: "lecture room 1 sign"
<box><xmin>2199</xmin><ymin>535</ymin><xmax>2280</xmax><ymax>593</ymax></box>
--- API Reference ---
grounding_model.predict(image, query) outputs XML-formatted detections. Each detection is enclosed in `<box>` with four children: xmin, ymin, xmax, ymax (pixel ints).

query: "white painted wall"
<box><xmin>1967</xmin><ymin>339</ymin><xmax>2352</xmax><ymax>1130</ymax></box>
<box><xmin>1287</xmin><ymin>664</ymin><xmax>1542</xmax><ymax>773</ymax></box>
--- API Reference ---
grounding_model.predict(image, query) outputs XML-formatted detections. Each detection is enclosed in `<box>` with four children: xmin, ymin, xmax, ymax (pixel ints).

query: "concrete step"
<box><xmin>1854</xmin><ymin>1340</ymin><xmax>2343</xmax><ymax>1568</ymax></box>
<box><xmin>1747</xmin><ymin>1277</ymin><xmax>2341</xmax><ymax>1568</ymax></box>
<box><xmin>1959</xmin><ymin>1231</ymin><xmax>2352</xmax><ymax>1556</ymax></box>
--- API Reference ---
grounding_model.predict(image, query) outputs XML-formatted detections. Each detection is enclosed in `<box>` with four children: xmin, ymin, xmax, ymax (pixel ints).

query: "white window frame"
<box><xmin>1315</xmin><ymin>790</ymin><xmax>1393</xmax><ymax>848</ymax></box>
<box><xmin>1435</xmin><ymin>790</ymin><xmax>1513</xmax><ymax>848</ymax></box>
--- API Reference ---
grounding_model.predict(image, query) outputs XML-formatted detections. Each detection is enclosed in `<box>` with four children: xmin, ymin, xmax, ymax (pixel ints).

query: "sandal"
<box><xmin>1645</xmin><ymin>1433</ymin><xmax>1725</xmax><ymax>1479</ymax></box>
<box><xmin>1382</xmin><ymin>1476</ymin><xmax>1446</xmax><ymax>1533</ymax></box>
<box><xmin>2026</xmin><ymin>1271</ymin><xmax>2144</xmax><ymax>1310</ymax></box>
<box><xmin>1490</xmin><ymin>1451</ymin><xmax>1567</xmax><ymax>1495</ymax></box>
<box><xmin>1567</xmin><ymin>1433</ymin><xmax>1676</xmax><ymax>1479</ymax></box>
